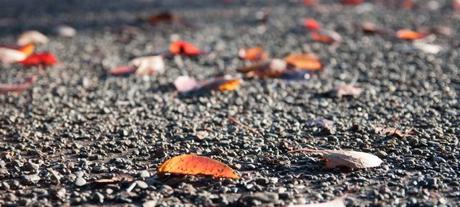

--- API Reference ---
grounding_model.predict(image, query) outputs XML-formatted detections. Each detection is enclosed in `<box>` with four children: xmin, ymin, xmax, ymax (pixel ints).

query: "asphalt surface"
<box><xmin>0</xmin><ymin>0</ymin><xmax>459</xmax><ymax>206</ymax></box>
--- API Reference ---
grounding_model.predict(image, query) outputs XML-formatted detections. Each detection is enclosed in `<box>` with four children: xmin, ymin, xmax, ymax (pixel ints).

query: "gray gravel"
<box><xmin>0</xmin><ymin>0</ymin><xmax>459</xmax><ymax>206</ymax></box>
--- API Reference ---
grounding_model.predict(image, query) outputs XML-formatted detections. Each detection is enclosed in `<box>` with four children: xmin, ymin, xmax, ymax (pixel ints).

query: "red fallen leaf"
<box><xmin>158</xmin><ymin>154</ymin><xmax>239</xmax><ymax>179</ymax></box>
<box><xmin>0</xmin><ymin>76</ymin><xmax>37</xmax><ymax>94</ymax></box>
<box><xmin>238</xmin><ymin>47</ymin><xmax>268</xmax><ymax>61</ymax></box>
<box><xmin>401</xmin><ymin>0</ymin><xmax>414</xmax><ymax>9</ymax></box>
<box><xmin>237</xmin><ymin>59</ymin><xmax>287</xmax><ymax>78</ymax></box>
<box><xmin>110</xmin><ymin>65</ymin><xmax>136</xmax><ymax>76</ymax></box>
<box><xmin>148</xmin><ymin>12</ymin><xmax>179</xmax><ymax>25</ymax></box>
<box><xmin>174</xmin><ymin>76</ymin><xmax>241</xmax><ymax>93</ymax></box>
<box><xmin>334</xmin><ymin>84</ymin><xmax>363</xmax><ymax>97</ymax></box>
<box><xmin>303</xmin><ymin>0</ymin><xmax>318</xmax><ymax>6</ymax></box>
<box><xmin>169</xmin><ymin>41</ymin><xmax>202</xmax><ymax>56</ymax></box>
<box><xmin>396</xmin><ymin>29</ymin><xmax>427</xmax><ymax>40</ymax></box>
<box><xmin>304</xmin><ymin>18</ymin><xmax>321</xmax><ymax>31</ymax></box>
<box><xmin>341</xmin><ymin>0</ymin><xmax>363</xmax><ymax>5</ymax></box>
<box><xmin>19</xmin><ymin>52</ymin><xmax>58</xmax><ymax>67</ymax></box>
<box><xmin>311</xmin><ymin>30</ymin><xmax>342</xmax><ymax>44</ymax></box>
<box><xmin>284</xmin><ymin>53</ymin><xmax>323</xmax><ymax>71</ymax></box>
<box><xmin>290</xmin><ymin>149</ymin><xmax>383</xmax><ymax>169</ymax></box>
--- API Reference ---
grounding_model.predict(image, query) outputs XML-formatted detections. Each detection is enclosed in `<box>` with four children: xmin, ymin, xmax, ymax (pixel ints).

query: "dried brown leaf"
<box><xmin>374</xmin><ymin>126</ymin><xmax>415</xmax><ymax>138</ymax></box>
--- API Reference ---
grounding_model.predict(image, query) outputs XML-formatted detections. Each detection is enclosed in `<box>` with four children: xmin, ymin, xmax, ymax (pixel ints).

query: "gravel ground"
<box><xmin>1</xmin><ymin>0</ymin><xmax>459</xmax><ymax>206</ymax></box>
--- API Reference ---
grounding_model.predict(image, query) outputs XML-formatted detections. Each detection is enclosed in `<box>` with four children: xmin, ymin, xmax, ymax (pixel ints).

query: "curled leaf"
<box><xmin>148</xmin><ymin>12</ymin><xmax>179</xmax><ymax>25</ymax></box>
<box><xmin>158</xmin><ymin>154</ymin><xmax>239</xmax><ymax>179</ymax></box>
<box><xmin>288</xmin><ymin>196</ymin><xmax>346</xmax><ymax>207</ymax></box>
<box><xmin>396</xmin><ymin>29</ymin><xmax>427</xmax><ymax>40</ymax></box>
<box><xmin>110</xmin><ymin>65</ymin><xmax>136</xmax><ymax>76</ymax></box>
<box><xmin>360</xmin><ymin>21</ymin><xmax>380</xmax><ymax>34</ymax></box>
<box><xmin>174</xmin><ymin>76</ymin><xmax>241</xmax><ymax>93</ymax></box>
<box><xmin>130</xmin><ymin>55</ymin><xmax>165</xmax><ymax>76</ymax></box>
<box><xmin>19</xmin><ymin>52</ymin><xmax>58</xmax><ymax>67</ymax></box>
<box><xmin>0</xmin><ymin>47</ymin><xmax>27</xmax><ymax>64</ymax></box>
<box><xmin>284</xmin><ymin>53</ymin><xmax>323</xmax><ymax>71</ymax></box>
<box><xmin>304</xmin><ymin>18</ymin><xmax>321</xmax><ymax>31</ymax></box>
<box><xmin>237</xmin><ymin>59</ymin><xmax>287</xmax><ymax>78</ymax></box>
<box><xmin>374</xmin><ymin>126</ymin><xmax>415</xmax><ymax>138</ymax></box>
<box><xmin>17</xmin><ymin>30</ymin><xmax>48</xmax><ymax>46</ymax></box>
<box><xmin>311</xmin><ymin>30</ymin><xmax>342</xmax><ymax>44</ymax></box>
<box><xmin>0</xmin><ymin>76</ymin><xmax>37</xmax><ymax>94</ymax></box>
<box><xmin>334</xmin><ymin>84</ymin><xmax>362</xmax><ymax>98</ymax></box>
<box><xmin>291</xmin><ymin>149</ymin><xmax>383</xmax><ymax>169</ymax></box>
<box><xmin>169</xmin><ymin>41</ymin><xmax>202</xmax><ymax>56</ymax></box>
<box><xmin>238</xmin><ymin>47</ymin><xmax>268</xmax><ymax>61</ymax></box>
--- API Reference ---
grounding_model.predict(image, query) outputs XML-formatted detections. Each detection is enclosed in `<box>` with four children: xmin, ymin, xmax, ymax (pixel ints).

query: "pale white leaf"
<box><xmin>174</xmin><ymin>76</ymin><xmax>200</xmax><ymax>93</ymax></box>
<box><xmin>17</xmin><ymin>30</ymin><xmax>49</xmax><ymax>46</ymax></box>
<box><xmin>130</xmin><ymin>55</ymin><xmax>165</xmax><ymax>76</ymax></box>
<box><xmin>55</xmin><ymin>25</ymin><xmax>77</xmax><ymax>37</ymax></box>
<box><xmin>0</xmin><ymin>47</ymin><xmax>27</xmax><ymax>64</ymax></box>
<box><xmin>335</xmin><ymin>84</ymin><xmax>362</xmax><ymax>98</ymax></box>
<box><xmin>413</xmin><ymin>42</ymin><xmax>442</xmax><ymax>54</ymax></box>
<box><xmin>288</xmin><ymin>196</ymin><xmax>346</xmax><ymax>207</ymax></box>
<box><xmin>292</xmin><ymin>149</ymin><xmax>383</xmax><ymax>169</ymax></box>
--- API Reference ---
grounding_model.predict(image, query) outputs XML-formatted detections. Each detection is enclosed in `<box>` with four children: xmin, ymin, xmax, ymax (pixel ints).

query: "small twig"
<box><xmin>228</xmin><ymin>116</ymin><xmax>262</xmax><ymax>137</ymax></box>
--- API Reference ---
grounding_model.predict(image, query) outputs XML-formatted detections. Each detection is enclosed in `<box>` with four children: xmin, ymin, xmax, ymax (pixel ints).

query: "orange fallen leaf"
<box><xmin>304</xmin><ymin>18</ymin><xmax>321</xmax><ymax>31</ymax></box>
<box><xmin>396</xmin><ymin>29</ymin><xmax>427</xmax><ymax>40</ymax></box>
<box><xmin>0</xmin><ymin>76</ymin><xmax>37</xmax><ymax>94</ymax></box>
<box><xmin>288</xmin><ymin>196</ymin><xmax>346</xmax><ymax>207</ymax></box>
<box><xmin>290</xmin><ymin>149</ymin><xmax>383</xmax><ymax>169</ymax></box>
<box><xmin>18</xmin><ymin>44</ymin><xmax>35</xmax><ymax>56</ymax></box>
<box><xmin>311</xmin><ymin>30</ymin><xmax>342</xmax><ymax>44</ymax></box>
<box><xmin>238</xmin><ymin>47</ymin><xmax>268</xmax><ymax>61</ymax></box>
<box><xmin>341</xmin><ymin>0</ymin><xmax>363</xmax><ymax>5</ymax></box>
<box><xmin>217</xmin><ymin>79</ymin><xmax>241</xmax><ymax>91</ymax></box>
<box><xmin>158</xmin><ymin>154</ymin><xmax>239</xmax><ymax>179</ymax></box>
<box><xmin>169</xmin><ymin>41</ymin><xmax>202</xmax><ymax>56</ymax></box>
<box><xmin>148</xmin><ymin>12</ymin><xmax>179</xmax><ymax>25</ymax></box>
<box><xmin>284</xmin><ymin>53</ymin><xmax>323</xmax><ymax>71</ymax></box>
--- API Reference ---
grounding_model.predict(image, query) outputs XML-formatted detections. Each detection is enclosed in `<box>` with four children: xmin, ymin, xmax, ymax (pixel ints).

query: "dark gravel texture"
<box><xmin>1</xmin><ymin>0</ymin><xmax>459</xmax><ymax>206</ymax></box>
